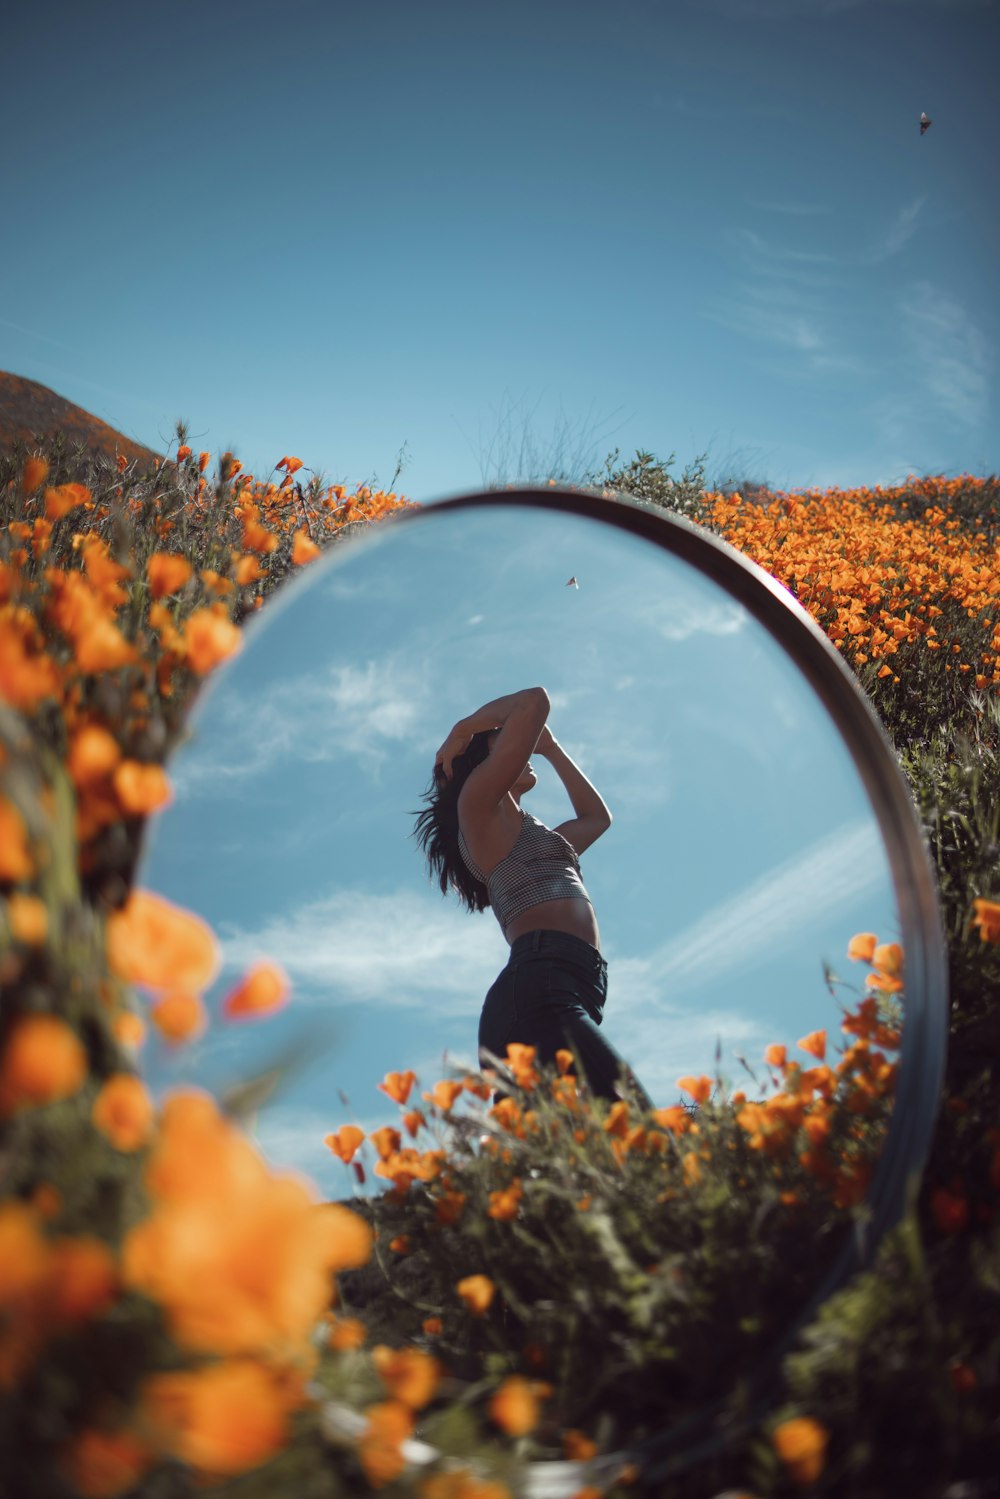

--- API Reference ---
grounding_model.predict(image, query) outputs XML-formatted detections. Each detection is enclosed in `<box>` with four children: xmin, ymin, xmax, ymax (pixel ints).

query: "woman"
<box><xmin>413</xmin><ymin>686</ymin><xmax>650</xmax><ymax>1107</ymax></box>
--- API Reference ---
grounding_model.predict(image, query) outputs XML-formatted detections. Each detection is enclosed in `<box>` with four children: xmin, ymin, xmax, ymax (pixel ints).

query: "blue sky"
<box><xmin>137</xmin><ymin>501</ymin><xmax>898</xmax><ymax>1196</ymax></box>
<box><xmin>2</xmin><ymin>0</ymin><xmax>997</xmax><ymax>500</ymax></box>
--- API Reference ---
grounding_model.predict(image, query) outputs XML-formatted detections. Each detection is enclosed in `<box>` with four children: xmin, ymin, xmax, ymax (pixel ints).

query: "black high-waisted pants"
<box><xmin>478</xmin><ymin>929</ymin><xmax>651</xmax><ymax>1107</ymax></box>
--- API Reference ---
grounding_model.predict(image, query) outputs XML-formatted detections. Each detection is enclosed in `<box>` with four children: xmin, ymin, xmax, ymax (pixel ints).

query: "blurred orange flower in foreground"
<box><xmin>358</xmin><ymin>1399</ymin><xmax>413</xmax><ymax>1487</ymax></box>
<box><xmin>0</xmin><ymin>1015</ymin><xmax>88</xmax><ymax>1119</ymax></box>
<box><xmin>457</xmin><ymin>1274</ymin><xmax>495</xmax><ymax>1316</ymax></box>
<box><xmin>92</xmin><ymin>1074</ymin><xmax>156</xmax><ymax>1152</ymax></box>
<box><xmin>488</xmin><ymin>1375</ymin><xmax>546</xmax><ymax>1436</ymax></box>
<box><xmin>222</xmin><ymin>959</ymin><xmax>290</xmax><ymax>1020</ymax></box>
<box><xmin>0</xmin><ymin>798</ymin><xmax>33</xmax><ymax>881</ymax></box>
<box><xmin>971</xmin><ymin>898</ymin><xmax>1000</xmax><ymax>944</ymax></box>
<box><xmin>138</xmin><ymin>1358</ymin><xmax>295</xmax><ymax>1477</ymax></box>
<box><xmin>20</xmin><ymin>455</ymin><xmax>49</xmax><ymax>494</ymax></box>
<box><xmin>372</xmin><ymin>1345</ymin><xmax>441</xmax><ymax>1409</ymax></box>
<box><xmin>150</xmin><ymin>990</ymin><xmax>207</xmax><ymax>1044</ymax></box>
<box><xmin>60</xmin><ymin>1424</ymin><xmax>153</xmax><ymax>1498</ymax></box>
<box><xmin>123</xmin><ymin>1090</ymin><xmax>371</xmax><ymax>1359</ymax></box>
<box><xmin>772</xmin><ymin>1415</ymin><xmax>829</xmax><ymax>1485</ymax></box>
<box><xmin>181</xmin><ymin>607</ymin><xmax>243</xmax><ymax>674</ymax></box>
<box><xmin>677</xmin><ymin>1074</ymin><xmax>713</xmax><ymax>1104</ymax></box>
<box><xmin>106</xmin><ymin>890</ymin><xmax>220</xmax><ymax>994</ymax></box>
<box><xmin>146</xmin><ymin>552</ymin><xmax>193</xmax><ymax>600</ymax></box>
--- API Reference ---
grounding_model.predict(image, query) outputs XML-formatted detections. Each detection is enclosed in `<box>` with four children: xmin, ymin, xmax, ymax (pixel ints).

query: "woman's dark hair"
<box><xmin>411</xmin><ymin>730</ymin><xmax>494</xmax><ymax>913</ymax></box>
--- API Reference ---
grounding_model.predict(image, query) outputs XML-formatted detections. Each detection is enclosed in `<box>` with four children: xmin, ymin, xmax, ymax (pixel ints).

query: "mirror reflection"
<box><xmin>138</xmin><ymin>500</ymin><xmax>901</xmax><ymax>1193</ymax></box>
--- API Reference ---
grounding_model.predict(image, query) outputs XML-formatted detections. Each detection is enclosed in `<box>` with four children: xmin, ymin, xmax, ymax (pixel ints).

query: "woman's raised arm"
<box><xmin>435</xmin><ymin>687</ymin><xmax>549</xmax><ymax>780</ymax></box>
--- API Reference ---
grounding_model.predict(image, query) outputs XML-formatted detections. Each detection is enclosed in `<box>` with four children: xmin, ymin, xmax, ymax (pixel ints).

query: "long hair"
<box><xmin>411</xmin><ymin>730</ymin><xmax>494</xmax><ymax>913</ymax></box>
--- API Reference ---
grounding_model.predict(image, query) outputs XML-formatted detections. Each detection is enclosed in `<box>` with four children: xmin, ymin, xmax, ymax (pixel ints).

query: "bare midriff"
<box><xmin>503</xmin><ymin>897</ymin><xmax>601</xmax><ymax>950</ymax></box>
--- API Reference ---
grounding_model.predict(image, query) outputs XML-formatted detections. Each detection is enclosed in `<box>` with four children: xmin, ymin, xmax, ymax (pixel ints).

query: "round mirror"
<box><xmin>135</xmin><ymin>487</ymin><xmax>946</xmax><ymax>1476</ymax></box>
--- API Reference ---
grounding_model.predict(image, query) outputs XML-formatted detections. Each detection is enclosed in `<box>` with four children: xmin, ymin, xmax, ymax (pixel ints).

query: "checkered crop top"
<box><xmin>457</xmin><ymin>811</ymin><xmax>592</xmax><ymax>932</ymax></box>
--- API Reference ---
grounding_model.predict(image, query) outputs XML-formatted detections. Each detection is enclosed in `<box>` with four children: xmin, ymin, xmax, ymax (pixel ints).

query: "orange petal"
<box><xmin>221</xmin><ymin>960</ymin><xmax>290</xmax><ymax>1020</ymax></box>
<box><xmin>106</xmin><ymin>890</ymin><xmax>220</xmax><ymax>993</ymax></box>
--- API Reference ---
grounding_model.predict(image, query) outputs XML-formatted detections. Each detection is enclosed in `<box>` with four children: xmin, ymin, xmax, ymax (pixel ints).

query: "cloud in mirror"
<box><xmin>139</xmin><ymin>502</ymin><xmax>900</xmax><ymax>1192</ymax></box>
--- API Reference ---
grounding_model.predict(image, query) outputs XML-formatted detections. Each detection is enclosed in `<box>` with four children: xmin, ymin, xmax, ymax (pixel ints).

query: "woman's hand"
<box><xmin>435</xmin><ymin>723</ymin><xmax>473</xmax><ymax>780</ymax></box>
<box><xmin>533</xmin><ymin>724</ymin><xmax>558</xmax><ymax>758</ymax></box>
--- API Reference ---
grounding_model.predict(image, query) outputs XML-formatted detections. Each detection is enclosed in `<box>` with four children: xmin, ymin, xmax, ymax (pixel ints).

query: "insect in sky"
<box><xmin>566</xmin><ymin>576</ymin><xmax>579</xmax><ymax>588</ymax></box>
<box><xmin>920</xmin><ymin>111</ymin><xmax>932</xmax><ymax>135</ymax></box>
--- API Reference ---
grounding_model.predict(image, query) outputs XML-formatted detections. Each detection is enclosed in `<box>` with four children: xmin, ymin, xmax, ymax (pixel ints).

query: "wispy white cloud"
<box><xmin>170</xmin><ymin>655</ymin><xmax>431</xmax><ymax>797</ymax></box>
<box><xmin>862</xmin><ymin>197</ymin><xmax>928</xmax><ymax>266</ymax></box>
<box><xmin>897</xmin><ymin>280</ymin><xmax>992</xmax><ymax>429</ymax></box>
<box><xmin>604</xmin><ymin>818</ymin><xmax>886</xmax><ymax>1009</ymax></box>
<box><xmin>216</xmin><ymin>886</ymin><xmax>505</xmax><ymax>1016</ymax></box>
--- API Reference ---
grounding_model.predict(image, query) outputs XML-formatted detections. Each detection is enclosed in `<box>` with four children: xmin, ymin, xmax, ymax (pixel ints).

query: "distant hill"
<box><xmin>0</xmin><ymin>371</ymin><xmax>163</xmax><ymax>469</ymax></box>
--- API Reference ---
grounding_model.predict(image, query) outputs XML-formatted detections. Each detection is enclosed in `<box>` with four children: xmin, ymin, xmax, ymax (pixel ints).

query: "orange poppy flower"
<box><xmin>182</xmin><ymin>607</ymin><xmax>243</xmax><ymax>674</ymax></box>
<box><xmin>147</xmin><ymin>552</ymin><xmax>193</xmax><ymax>599</ymax></box>
<box><xmin>369</xmin><ymin>1126</ymin><xmax>402</xmax><ymax>1160</ymax></box>
<box><xmin>378</xmin><ymin>1070</ymin><xmax>417</xmax><ymax>1105</ymax></box>
<box><xmin>292</xmin><ymin>529</ymin><xmax>320</xmax><ymax>564</ymax></box>
<box><xmin>771</xmin><ymin>1415</ymin><xmax>829</xmax><ymax>1485</ymax></box>
<box><xmin>276</xmin><ymin>456</ymin><xmax>304</xmax><ymax>475</ymax></box>
<box><xmin>176</xmin><ymin>445</ymin><xmax>193</xmax><ymax>461</ymax></box>
<box><xmin>233</xmin><ymin>554</ymin><xmax>263</xmax><ymax>585</ymax></box>
<box><xmin>106</xmin><ymin>889</ymin><xmax>220</xmax><ymax>993</ymax></box>
<box><xmin>21</xmin><ymin>456</ymin><xmax>49</xmax><ymax>494</ymax></box>
<box><xmin>797</xmin><ymin>1030</ymin><xmax>827</xmax><ymax>1061</ymax></box>
<box><xmin>48</xmin><ymin>1236</ymin><xmax>119</xmax><ymax>1323</ymax></box>
<box><xmin>971</xmin><ymin>898</ymin><xmax>1000</xmax><ymax>944</ymax></box>
<box><xmin>222</xmin><ymin>959</ymin><xmax>290</xmax><ymax>1020</ymax></box>
<box><xmin>139</xmin><ymin>1360</ymin><xmax>293</xmax><ymax>1476</ymax></box>
<box><xmin>0</xmin><ymin>621</ymin><xmax>60</xmax><ymax>710</ymax></box>
<box><xmin>149</xmin><ymin>990</ymin><xmax>206</xmax><ymax>1044</ymax></box>
<box><xmin>604</xmin><ymin>1100</ymin><xmax>630</xmax><ymax>1137</ymax></box>
<box><xmin>113</xmin><ymin>761</ymin><xmax>173</xmax><ymax>815</ymax></box>
<box><xmin>92</xmin><ymin>1074</ymin><xmax>156</xmax><ymax>1152</ymax></box>
<box><xmin>68</xmin><ymin>725</ymin><xmax>121</xmax><ymax>786</ymax></box>
<box><xmin>402</xmin><ymin>1108</ymin><xmax>426</xmax><ymax>1137</ymax></box>
<box><xmin>871</xmin><ymin>941</ymin><xmax>903</xmax><ymax>976</ymax></box>
<box><xmin>457</xmin><ymin>1274</ymin><xmax>495</xmax><ymax>1316</ymax></box>
<box><xmin>59</xmin><ymin>1426</ymin><xmax>154</xmax><ymax>1499</ymax></box>
<box><xmin>327</xmin><ymin>1315</ymin><xmax>367</xmax><ymax>1351</ymax></box>
<box><xmin>358</xmin><ymin>1399</ymin><xmax>413</xmax><ymax>1487</ymax></box>
<box><xmin>44</xmin><ymin>483</ymin><xmax>91</xmax><ymax>520</ymax></box>
<box><xmin>324</xmin><ymin>1124</ymin><xmax>366</xmax><ymax>1163</ymax></box>
<box><xmin>113</xmin><ymin>1011</ymin><xmax>147</xmax><ymax>1051</ymax></box>
<box><xmin>488</xmin><ymin>1180</ymin><xmax>523</xmax><ymax>1221</ymax></box>
<box><xmin>563</xmin><ymin>1429</ymin><xmax>599</xmax><ymax>1461</ymax></box>
<box><xmin>426</xmin><ymin>1079</ymin><xmax>464</xmax><ymax>1112</ymax></box>
<box><xmin>75</xmin><ymin>618</ymin><xmax>137</xmax><ymax>675</ymax></box>
<box><xmin>651</xmin><ymin>1104</ymin><xmax>690</xmax><ymax>1134</ymax></box>
<box><xmin>6</xmin><ymin>892</ymin><xmax>48</xmax><ymax>946</ymax></box>
<box><xmin>0</xmin><ymin>1015</ymin><xmax>88</xmax><ymax>1118</ymax></box>
<box><xmin>554</xmin><ymin>1048</ymin><xmax>575</xmax><ymax>1074</ymax></box>
<box><xmin>0</xmin><ymin>798</ymin><xmax>34</xmax><ymax>882</ymax></box>
<box><xmin>372</xmin><ymin>1345</ymin><xmax>441</xmax><ymax>1409</ymax></box>
<box><xmin>847</xmin><ymin>932</ymin><xmax>878</xmax><ymax>963</ymax></box>
<box><xmin>677</xmin><ymin>1074</ymin><xmax>713</xmax><ymax>1104</ymax></box>
<box><xmin>488</xmin><ymin>1375</ymin><xmax>545</xmax><ymax>1437</ymax></box>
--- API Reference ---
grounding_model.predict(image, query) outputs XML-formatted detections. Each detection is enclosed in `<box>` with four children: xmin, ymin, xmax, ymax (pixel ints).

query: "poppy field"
<box><xmin>1</xmin><ymin>431</ymin><xmax>999</xmax><ymax>1498</ymax></box>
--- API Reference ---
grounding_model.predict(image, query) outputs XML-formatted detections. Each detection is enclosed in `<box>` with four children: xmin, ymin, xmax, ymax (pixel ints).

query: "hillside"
<box><xmin>0</xmin><ymin>370</ymin><xmax>163</xmax><ymax>469</ymax></box>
